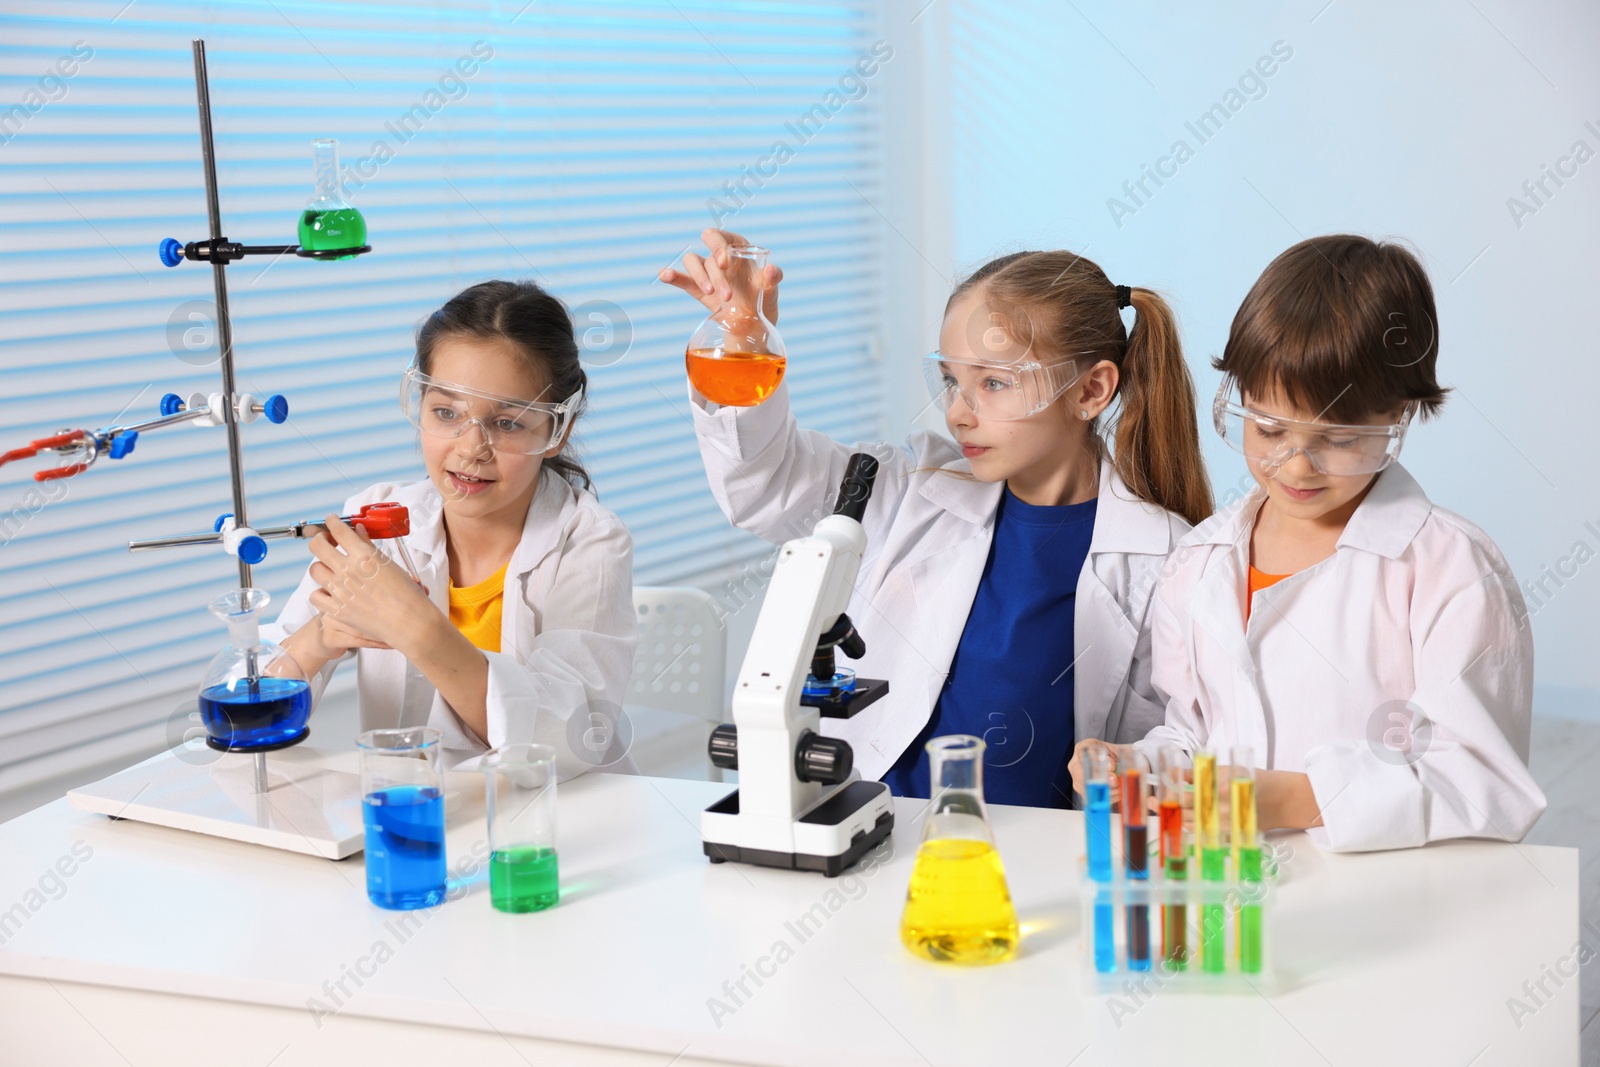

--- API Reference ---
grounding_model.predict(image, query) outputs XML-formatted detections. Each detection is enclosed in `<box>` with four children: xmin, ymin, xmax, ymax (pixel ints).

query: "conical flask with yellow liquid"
<box><xmin>899</xmin><ymin>735</ymin><xmax>1020</xmax><ymax>964</ymax></box>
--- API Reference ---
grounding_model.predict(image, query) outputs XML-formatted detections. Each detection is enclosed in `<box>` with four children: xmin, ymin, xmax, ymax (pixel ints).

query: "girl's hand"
<box><xmin>317</xmin><ymin>612</ymin><xmax>392</xmax><ymax>652</ymax></box>
<box><xmin>1067</xmin><ymin>739</ymin><xmax>1120</xmax><ymax>805</ymax></box>
<box><xmin>286</xmin><ymin>612</ymin><xmax>387</xmax><ymax>663</ymax></box>
<box><xmin>305</xmin><ymin>516</ymin><xmax>431</xmax><ymax>653</ymax></box>
<box><xmin>1254</xmin><ymin>768</ymin><xmax>1323</xmax><ymax>831</ymax></box>
<box><xmin>658</xmin><ymin>227</ymin><xmax>783</xmax><ymax>323</ymax></box>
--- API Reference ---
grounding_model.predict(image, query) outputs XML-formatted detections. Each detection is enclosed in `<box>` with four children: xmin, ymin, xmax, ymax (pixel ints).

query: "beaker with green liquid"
<box><xmin>899</xmin><ymin>735</ymin><xmax>1020</xmax><ymax>965</ymax></box>
<box><xmin>481</xmin><ymin>743</ymin><xmax>560</xmax><ymax>913</ymax></box>
<box><xmin>298</xmin><ymin>138</ymin><xmax>367</xmax><ymax>259</ymax></box>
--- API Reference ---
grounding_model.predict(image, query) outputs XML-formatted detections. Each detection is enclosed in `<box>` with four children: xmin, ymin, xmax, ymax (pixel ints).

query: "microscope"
<box><xmin>700</xmin><ymin>453</ymin><xmax>895</xmax><ymax>877</ymax></box>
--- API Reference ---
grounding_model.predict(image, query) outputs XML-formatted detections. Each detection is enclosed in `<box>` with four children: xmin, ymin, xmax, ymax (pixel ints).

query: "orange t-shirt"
<box><xmin>1246</xmin><ymin>565</ymin><xmax>1291</xmax><ymax>620</ymax></box>
<box><xmin>448</xmin><ymin>562</ymin><xmax>508</xmax><ymax>653</ymax></box>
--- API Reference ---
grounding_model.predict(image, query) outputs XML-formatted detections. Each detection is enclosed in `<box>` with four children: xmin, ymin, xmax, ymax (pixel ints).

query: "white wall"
<box><xmin>881</xmin><ymin>0</ymin><xmax>1600</xmax><ymax>706</ymax></box>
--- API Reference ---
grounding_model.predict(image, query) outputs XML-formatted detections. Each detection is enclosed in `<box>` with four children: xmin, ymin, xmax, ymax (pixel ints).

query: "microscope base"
<box><xmin>702</xmin><ymin>780</ymin><xmax>894</xmax><ymax>878</ymax></box>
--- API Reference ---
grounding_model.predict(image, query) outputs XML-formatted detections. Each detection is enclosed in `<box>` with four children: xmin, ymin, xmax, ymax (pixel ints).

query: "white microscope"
<box><xmin>701</xmin><ymin>453</ymin><xmax>895</xmax><ymax>877</ymax></box>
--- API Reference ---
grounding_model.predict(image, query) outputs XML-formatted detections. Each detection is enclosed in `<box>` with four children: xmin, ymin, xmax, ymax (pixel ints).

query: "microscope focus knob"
<box><xmin>795</xmin><ymin>730</ymin><xmax>852</xmax><ymax>786</ymax></box>
<box><xmin>708</xmin><ymin>723</ymin><xmax>739</xmax><ymax>771</ymax></box>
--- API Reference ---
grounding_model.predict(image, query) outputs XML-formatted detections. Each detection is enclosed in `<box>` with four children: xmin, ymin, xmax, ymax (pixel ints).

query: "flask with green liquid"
<box><xmin>298</xmin><ymin>138</ymin><xmax>366</xmax><ymax>259</ymax></box>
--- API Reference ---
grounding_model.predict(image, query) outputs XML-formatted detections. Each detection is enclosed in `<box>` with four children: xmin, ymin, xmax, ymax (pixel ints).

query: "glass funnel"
<box><xmin>198</xmin><ymin>588</ymin><xmax>312</xmax><ymax>752</ymax></box>
<box><xmin>899</xmin><ymin>735</ymin><xmax>1020</xmax><ymax>964</ymax></box>
<box><xmin>298</xmin><ymin>138</ymin><xmax>367</xmax><ymax>259</ymax></box>
<box><xmin>685</xmin><ymin>244</ymin><xmax>786</xmax><ymax>407</ymax></box>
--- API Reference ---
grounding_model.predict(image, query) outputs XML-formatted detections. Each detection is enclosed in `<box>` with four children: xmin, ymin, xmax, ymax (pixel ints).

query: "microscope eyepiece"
<box><xmin>832</xmin><ymin>452</ymin><xmax>880</xmax><ymax>523</ymax></box>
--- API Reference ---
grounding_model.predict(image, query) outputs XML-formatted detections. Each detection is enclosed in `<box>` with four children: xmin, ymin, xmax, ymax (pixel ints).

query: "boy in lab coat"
<box><xmin>1077</xmin><ymin>234</ymin><xmax>1545</xmax><ymax>851</ymax></box>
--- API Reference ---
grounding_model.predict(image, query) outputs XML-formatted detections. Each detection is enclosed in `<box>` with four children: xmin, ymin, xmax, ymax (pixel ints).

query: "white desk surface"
<box><xmin>0</xmin><ymin>749</ymin><xmax>1579</xmax><ymax>1067</ymax></box>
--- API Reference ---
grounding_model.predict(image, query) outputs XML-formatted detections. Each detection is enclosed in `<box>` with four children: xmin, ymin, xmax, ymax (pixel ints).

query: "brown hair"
<box><xmin>948</xmin><ymin>251</ymin><xmax>1213</xmax><ymax>527</ymax></box>
<box><xmin>1216</xmin><ymin>234</ymin><xmax>1447</xmax><ymax>423</ymax></box>
<box><xmin>416</xmin><ymin>279</ymin><xmax>592</xmax><ymax>491</ymax></box>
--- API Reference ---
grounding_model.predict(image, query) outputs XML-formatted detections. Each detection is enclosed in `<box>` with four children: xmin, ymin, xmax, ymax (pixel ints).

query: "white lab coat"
<box><xmin>1134</xmin><ymin>463</ymin><xmax>1546</xmax><ymax>852</ymax></box>
<box><xmin>264</xmin><ymin>473</ymin><xmax>638</xmax><ymax>779</ymax></box>
<box><xmin>692</xmin><ymin>382</ymin><xmax>1190</xmax><ymax>782</ymax></box>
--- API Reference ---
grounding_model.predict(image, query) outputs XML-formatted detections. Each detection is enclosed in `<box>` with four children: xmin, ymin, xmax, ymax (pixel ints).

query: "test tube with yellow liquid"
<box><xmin>1231</xmin><ymin>747</ymin><xmax>1263</xmax><ymax>974</ymax></box>
<box><xmin>1194</xmin><ymin>749</ymin><xmax>1227</xmax><ymax>974</ymax></box>
<box><xmin>899</xmin><ymin>735</ymin><xmax>1019</xmax><ymax>965</ymax></box>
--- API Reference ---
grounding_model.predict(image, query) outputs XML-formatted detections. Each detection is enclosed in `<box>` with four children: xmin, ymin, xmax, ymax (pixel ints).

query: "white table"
<box><xmin>0</xmin><ymin>749</ymin><xmax>1579</xmax><ymax>1066</ymax></box>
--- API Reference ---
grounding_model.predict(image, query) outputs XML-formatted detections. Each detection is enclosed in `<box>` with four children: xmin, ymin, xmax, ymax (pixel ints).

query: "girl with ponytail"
<box><xmin>661</xmin><ymin>231</ymin><xmax>1210</xmax><ymax>807</ymax></box>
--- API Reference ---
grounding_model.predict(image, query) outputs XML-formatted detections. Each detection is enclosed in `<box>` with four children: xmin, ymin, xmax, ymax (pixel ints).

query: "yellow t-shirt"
<box><xmin>449</xmin><ymin>562</ymin><xmax>509</xmax><ymax>653</ymax></box>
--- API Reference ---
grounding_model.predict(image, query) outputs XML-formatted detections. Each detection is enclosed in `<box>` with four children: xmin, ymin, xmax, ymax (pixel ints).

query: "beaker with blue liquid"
<box><xmin>359</xmin><ymin>726</ymin><xmax>447</xmax><ymax>910</ymax></box>
<box><xmin>198</xmin><ymin>589</ymin><xmax>312</xmax><ymax>751</ymax></box>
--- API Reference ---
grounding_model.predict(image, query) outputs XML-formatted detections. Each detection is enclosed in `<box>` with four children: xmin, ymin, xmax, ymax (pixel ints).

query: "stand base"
<box><xmin>67</xmin><ymin>746</ymin><xmax>365</xmax><ymax>859</ymax></box>
<box><xmin>702</xmin><ymin>780</ymin><xmax>894</xmax><ymax>877</ymax></box>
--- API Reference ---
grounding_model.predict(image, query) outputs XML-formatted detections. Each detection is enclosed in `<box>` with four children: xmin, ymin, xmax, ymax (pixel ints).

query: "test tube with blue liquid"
<box><xmin>359</xmin><ymin>727</ymin><xmax>447</xmax><ymax>910</ymax></box>
<box><xmin>1085</xmin><ymin>746</ymin><xmax>1116</xmax><ymax>973</ymax></box>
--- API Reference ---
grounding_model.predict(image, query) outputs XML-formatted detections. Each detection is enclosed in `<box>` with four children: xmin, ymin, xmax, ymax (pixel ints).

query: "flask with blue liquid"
<box><xmin>198</xmin><ymin>589</ymin><xmax>312</xmax><ymax>752</ymax></box>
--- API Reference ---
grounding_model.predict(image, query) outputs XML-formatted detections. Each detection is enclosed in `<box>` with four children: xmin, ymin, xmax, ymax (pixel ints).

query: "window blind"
<box><xmin>0</xmin><ymin>0</ymin><xmax>886</xmax><ymax>789</ymax></box>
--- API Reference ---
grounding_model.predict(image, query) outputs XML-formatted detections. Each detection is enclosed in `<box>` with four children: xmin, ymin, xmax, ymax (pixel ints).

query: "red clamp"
<box><xmin>345</xmin><ymin>502</ymin><xmax>410</xmax><ymax>539</ymax></box>
<box><xmin>1</xmin><ymin>430</ymin><xmax>87</xmax><ymax>481</ymax></box>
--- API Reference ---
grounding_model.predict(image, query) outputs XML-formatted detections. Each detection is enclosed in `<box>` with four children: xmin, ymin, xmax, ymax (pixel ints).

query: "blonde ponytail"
<box><xmin>949</xmin><ymin>252</ymin><xmax>1213</xmax><ymax>526</ymax></box>
<box><xmin>1113</xmin><ymin>288</ymin><xmax>1212</xmax><ymax>526</ymax></box>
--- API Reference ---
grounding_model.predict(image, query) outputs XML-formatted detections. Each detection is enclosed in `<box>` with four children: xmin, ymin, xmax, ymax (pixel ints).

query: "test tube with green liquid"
<box><xmin>1194</xmin><ymin>750</ymin><xmax>1226</xmax><ymax>974</ymax></box>
<box><xmin>1231</xmin><ymin>747</ymin><xmax>1262</xmax><ymax>974</ymax></box>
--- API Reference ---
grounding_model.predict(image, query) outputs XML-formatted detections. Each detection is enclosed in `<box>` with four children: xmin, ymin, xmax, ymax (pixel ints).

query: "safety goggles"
<box><xmin>922</xmin><ymin>352</ymin><xmax>1086</xmax><ymax>422</ymax></box>
<box><xmin>1213</xmin><ymin>378</ymin><xmax>1412</xmax><ymax>477</ymax></box>
<box><xmin>400</xmin><ymin>367</ymin><xmax>581</xmax><ymax>456</ymax></box>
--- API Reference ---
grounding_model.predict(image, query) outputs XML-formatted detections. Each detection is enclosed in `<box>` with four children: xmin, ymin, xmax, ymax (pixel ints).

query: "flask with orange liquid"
<box><xmin>685</xmin><ymin>244</ymin><xmax>787</xmax><ymax>406</ymax></box>
<box><xmin>899</xmin><ymin>735</ymin><xmax>1020</xmax><ymax>965</ymax></box>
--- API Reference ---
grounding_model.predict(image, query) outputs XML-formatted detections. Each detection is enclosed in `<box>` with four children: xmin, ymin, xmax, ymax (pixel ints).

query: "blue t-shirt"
<box><xmin>882</xmin><ymin>487</ymin><xmax>1096</xmax><ymax>808</ymax></box>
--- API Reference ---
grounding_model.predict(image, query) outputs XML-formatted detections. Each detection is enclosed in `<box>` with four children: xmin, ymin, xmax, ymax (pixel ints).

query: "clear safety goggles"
<box><xmin>1213</xmin><ymin>379</ymin><xmax>1413</xmax><ymax>477</ymax></box>
<box><xmin>400</xmin><ymin>367</ymin><xmax>581</xmax><ymax>455</ymax></box>
<box><xmin>922</xmin><ymin>352</ymin><xmax>1085</xmax><ymax>422</ymax></box>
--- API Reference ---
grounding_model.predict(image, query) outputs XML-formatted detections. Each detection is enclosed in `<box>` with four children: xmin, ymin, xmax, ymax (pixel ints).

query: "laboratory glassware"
<box><xmin>685</xmin><ymin>244</ymin><xmax>787</xmax><ymax>407</ymax></box>
<box><xmin>1085</xmin><ymin>744</ymin><xmax>1116</xmax><ymax>973</ymax></box>
<box><xmin>1231</xmin><ymin>747</ymin><xmax>1263</xmax><ymax>973</ymax></box>
<box><xmin>359</xmin><ymin>727</ymin><xmax>447</xmax><ymax>910</ymax></box>
<box><xmin>197</xmin><ymin>588</ymin><xmax>312</xmax><ymax>752</ymax></box>
<box><xmin>298</xmin><ymin>138</ymin><xmax>367</xmax><ymax>259</ymax></box>
<box><xmin>1120</xmin><ymin>747</ymin><xmax>1151</xmax><ymax>972</ymax></box>
<box><xmin>1159</xmin><ymin>746</ymin><xmax>1188</xmax><ymax>969</ymax></box>
<box><xmin>482</xmin><ymin>744</ymin><xmax>560</xmax><ymax>913</ymax></box>
<box><xmin>1194</xmin><ymin>749</ymin><xmax>1227</xmax><ymax>973</ymax></box>
<box><xmin>899</xmin><ymin>735</ymin><xmax>1020</xmax><ymax>965</ymax></box>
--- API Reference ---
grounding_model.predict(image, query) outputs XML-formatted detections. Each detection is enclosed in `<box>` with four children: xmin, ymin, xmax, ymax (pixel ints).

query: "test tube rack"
<box><xmin>1081</xmin><ymin>833</ymin><xmax>1280</xmax><ymax>995</ymax></box>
